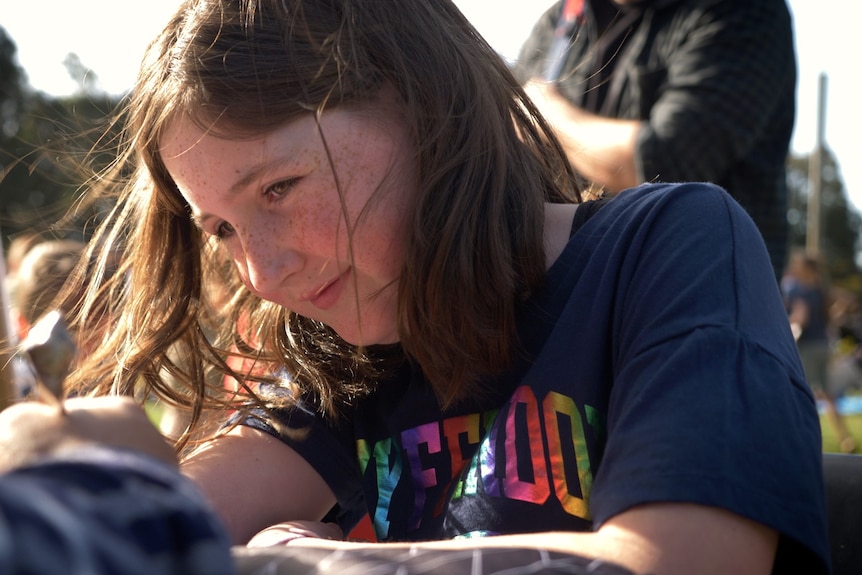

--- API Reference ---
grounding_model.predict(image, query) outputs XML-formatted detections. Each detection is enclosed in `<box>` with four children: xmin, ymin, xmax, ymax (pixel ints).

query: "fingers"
<box><xmin>64</xmin><ymin>397</ymin><xmax>179</xmax><ymax>467</ymax></box>
<box><xmin>246</xmin><ymin>521</ymin><xmax>344</xmax><ymax>548</ymax></box>
<box><xmin>0</xmin><ymin>400</ymin><xmax>72</xmax><ymax>472</ymax></box>
<box><xmin>0</xmin><ymin>396</ymin><xmax>177</xmax><ymax>473</ymax></box>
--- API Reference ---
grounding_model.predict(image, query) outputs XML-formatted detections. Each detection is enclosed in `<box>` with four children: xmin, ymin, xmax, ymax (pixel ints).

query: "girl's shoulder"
<box><xmin>611</xmin><ymin>181</ymin><xmax>734</xmax><ymax>209</ymax></box>
<box><xmin>597</xmin><ymin>182</ymin><xmax>748</xmax><ymax>233</ymax></box>
<box><xmin>567</xmin><ymin>181</ymin><xmax>755</xmax><ymax>266</ymax></box>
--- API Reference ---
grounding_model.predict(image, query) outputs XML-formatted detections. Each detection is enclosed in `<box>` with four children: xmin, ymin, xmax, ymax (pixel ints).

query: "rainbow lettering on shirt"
<box><xmin>357</xmin><ymin>385</ymin><xmax>605</xmax><ymax>539</ymax></box>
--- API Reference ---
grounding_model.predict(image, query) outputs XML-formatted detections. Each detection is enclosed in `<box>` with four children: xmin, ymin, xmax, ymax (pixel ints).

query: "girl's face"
<box><xmin>160</xmin><ymin>102</ymin><xmax>417</xmax><ymax>346</ymax></box>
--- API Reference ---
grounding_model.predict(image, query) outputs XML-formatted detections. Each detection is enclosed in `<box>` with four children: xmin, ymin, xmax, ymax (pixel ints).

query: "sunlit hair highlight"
<box><xmin>65</xmin><ymin>0</ymin><xmax>584</xmax><ymax>450</ymax></box>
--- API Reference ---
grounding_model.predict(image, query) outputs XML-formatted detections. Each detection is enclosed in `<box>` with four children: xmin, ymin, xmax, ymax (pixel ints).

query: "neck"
<box><xmin>544</xmin><ymin>203</ymin><xmax>581</xmax><ymax>270</ymax></box>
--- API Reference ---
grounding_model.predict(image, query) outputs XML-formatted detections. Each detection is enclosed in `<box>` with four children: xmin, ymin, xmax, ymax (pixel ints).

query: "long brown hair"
<box><xmin>65</xmin><ymin>0</ymin><xmax>582</xmax><ymax>448</ymax></box>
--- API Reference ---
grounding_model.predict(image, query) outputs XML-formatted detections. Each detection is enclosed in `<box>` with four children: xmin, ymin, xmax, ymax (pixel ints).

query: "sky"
<box><xmin>2</xmin><ymin>0</ymin><xmax>859</xmax><ymax>211</ymax></box>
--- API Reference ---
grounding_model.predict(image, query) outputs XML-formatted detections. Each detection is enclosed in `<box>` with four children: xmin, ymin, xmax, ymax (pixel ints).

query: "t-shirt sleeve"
<box><xmin>589</xmin><ymin>183</ymin><xmax>829</xmax><ymax>572</ymax></box>
<box><xmin>237</xmin><ymin>400</ymin><xmax>367</xmax><ymax>534</ymax></box>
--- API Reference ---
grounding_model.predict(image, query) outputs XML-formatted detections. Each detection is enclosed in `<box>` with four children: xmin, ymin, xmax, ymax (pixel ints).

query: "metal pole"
<box><xmin>806</xmin><ymin>73</ymin><xmax>827</xmax><ymax>255</ymax></box>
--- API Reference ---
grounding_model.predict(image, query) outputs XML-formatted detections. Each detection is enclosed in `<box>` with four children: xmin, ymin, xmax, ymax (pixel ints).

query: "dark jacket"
<box><xmin>515</xmin><ymin>0</ymin><xmax>796</xmax><ymax>277</ymax></box>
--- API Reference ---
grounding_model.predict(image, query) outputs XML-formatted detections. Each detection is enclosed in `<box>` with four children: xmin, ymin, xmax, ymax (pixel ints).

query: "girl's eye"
<box><xmin>215</xmin><ymin>221</ymin><xmax>236</xmax><ymax>239</ymax></box>
<box><xmin>265</xmin><ymin>178</ymin><xmax>299</xmax><ymax>201</ymax></box>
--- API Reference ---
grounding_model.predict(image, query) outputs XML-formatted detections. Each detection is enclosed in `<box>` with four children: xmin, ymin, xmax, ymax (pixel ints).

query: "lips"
<box><xmin>308</xmin><ymin>269</ymin><xmax>350</xmax><ymax>311</ymax></box>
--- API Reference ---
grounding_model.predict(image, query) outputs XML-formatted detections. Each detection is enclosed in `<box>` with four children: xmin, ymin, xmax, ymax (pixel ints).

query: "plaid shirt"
<box><xmin>0</xmin><ymin>447</ymin><xmax>234</xmax><ymax>575</ymax></box>
<box><xmin>515</xmin><ymin>0</ymin><xmax>796</xmax><ymax>279</ymax></box>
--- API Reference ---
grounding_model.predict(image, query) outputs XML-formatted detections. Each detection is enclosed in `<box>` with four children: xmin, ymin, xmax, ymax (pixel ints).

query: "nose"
<box><xmin>239</xmin><ymin>224</ymin><xmax>298</xmax><ymax>295</ymax></box>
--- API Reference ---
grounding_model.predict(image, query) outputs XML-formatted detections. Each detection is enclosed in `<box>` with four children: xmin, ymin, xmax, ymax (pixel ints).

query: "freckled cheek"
<box><xmin>247</xmin><ymin>223</ymin><xmax>282</xmax><ymax>267</ymax></box>
<box><xmin>352</xmin><ymin>215</ymin><xmax>409</xmax><ymax>280</ymax></box>
<box><xmin>290</xmin><ymin>198</ymin><xmax>347</xmax><ymax>257</ymax></box>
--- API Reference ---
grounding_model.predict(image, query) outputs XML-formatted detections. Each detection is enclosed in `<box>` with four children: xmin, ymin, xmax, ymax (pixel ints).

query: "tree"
<box><xmin>0</xmin><ymin>26</ymin><xmax>122</xmax><ymax>250</ymax></box>
<box><xmin>0</xmin><ymin>27</ymin><xmax>26</xmax><ymax>139</ymax></box>
<box><xmin>63</xmin><ymin>53</ymin><xmax>100</xmax><ymax>95</ymax></box>
<box><xmin>0</xmin><ymin>25</ymin><xmax>42</xmax><ymax>248</ymax></box>
<box><xmin>786</xmin><ymin>148</ymin><xmax>862</xmax><ymax>293</ymax></box>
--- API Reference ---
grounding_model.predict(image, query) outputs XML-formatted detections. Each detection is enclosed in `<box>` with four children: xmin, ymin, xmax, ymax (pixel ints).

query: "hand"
<box><xmin>246</xmin><ymin>520</ymin><xmax>344</xmax><ymax>548</ymax></box>
<box><xmin>523</xmin><ymin>79</ymin><xmax>566</xmax><ymax>114</ymax></box>
<box><xmin>0</xmin><ymin>396</ymin><xmax>177</xmax><ymax>473</ymax></box>
<box><xmin>523</xmin><ymin>77</ymin><xmax>640</xmax><ymax>193</ymax></box>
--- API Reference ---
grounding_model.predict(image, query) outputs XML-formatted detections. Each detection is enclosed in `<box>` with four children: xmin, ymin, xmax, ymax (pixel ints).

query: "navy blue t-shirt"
<box><xmin>245</xmin><ymin>183</ymin><xmax>829</xmax><ymax>572</ymax></box>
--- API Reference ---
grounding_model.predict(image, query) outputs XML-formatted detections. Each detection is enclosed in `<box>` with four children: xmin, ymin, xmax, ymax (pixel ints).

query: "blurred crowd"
<box><xmin>782</xmin><ymin>249</ymin><xmax>862</xmax><ymax>452</ymax></box>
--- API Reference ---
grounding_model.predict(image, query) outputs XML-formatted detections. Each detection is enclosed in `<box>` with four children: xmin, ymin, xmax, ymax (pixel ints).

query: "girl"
<box><xmin>62</xmin><ymin>0</ymin><xmax>828</xmax><ymax>573</ymax></box>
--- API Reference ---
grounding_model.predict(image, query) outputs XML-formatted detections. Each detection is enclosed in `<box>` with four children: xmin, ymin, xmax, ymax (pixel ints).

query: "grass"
<box><xmin>821</xmin><ymin>411</ymin><xmax>862</xmax><ymax>453</ymax></box>
<box><xmin>144</xmin><ymin>401</ymin><xmax>165</xmax><ymax>428</ymax></box>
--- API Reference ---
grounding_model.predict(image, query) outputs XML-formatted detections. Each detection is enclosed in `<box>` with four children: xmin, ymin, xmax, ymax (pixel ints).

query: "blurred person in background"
<box><xmin>6</xmin><ymin>238</ymin><xmax>84</xmax><ymax>399</ymax></box>
<box><xmin>12</xmin><ymin>239</ymin><xmax>86</xmax><ymax>340</ymax></box>
<box><xmin>7</xmin><ymin>237</ymin><xmax>124</xmax><ymax>400</ymax></box>
<box><xmin>514</xmin><ymin>0</ymin><xmax>796</xmax><ymax>281</ymax></box>
<box><xmin>783</xmin><ymin>250</ymin><xmax>857</xmax><ymax>453</ymax></box>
